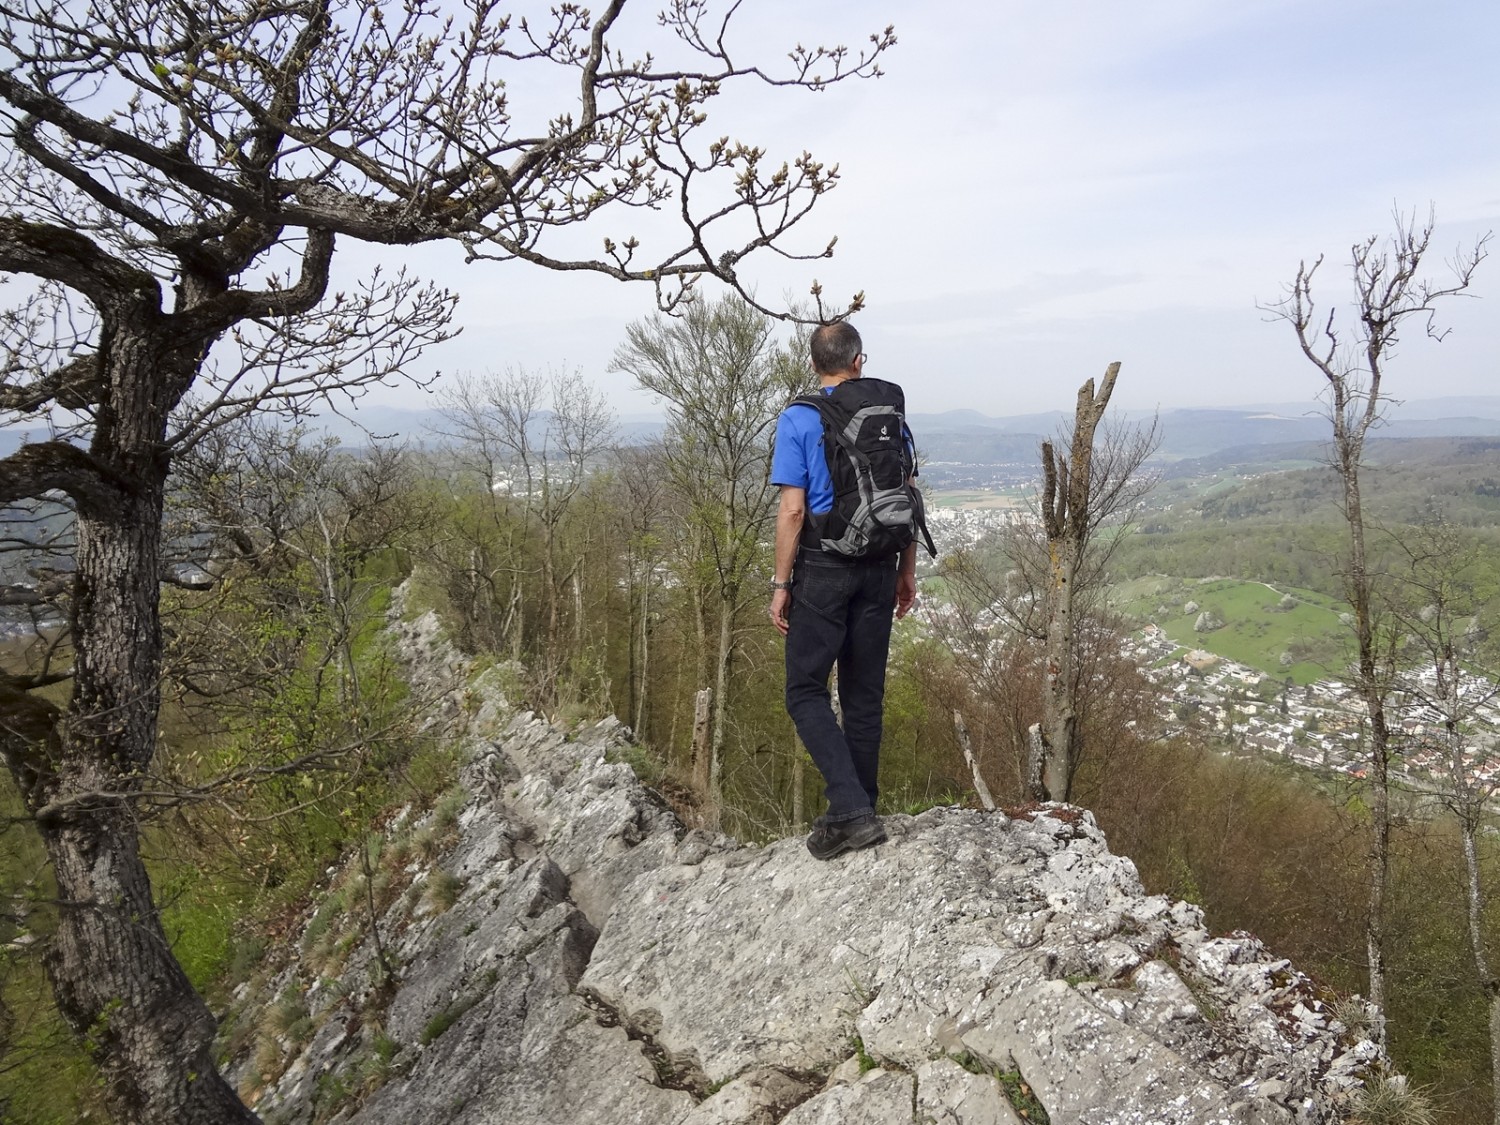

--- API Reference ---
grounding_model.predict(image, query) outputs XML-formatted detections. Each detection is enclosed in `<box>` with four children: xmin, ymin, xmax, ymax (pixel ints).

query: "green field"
<box><xmin>929</xmin><ymin>488</ymin><xmax>1027</xmax><ymax>510</ymax></box>
<box><xmin>1113</xmin><ymin>575</ymin><xmax>1351</xmax><ymax>685</ymax></box>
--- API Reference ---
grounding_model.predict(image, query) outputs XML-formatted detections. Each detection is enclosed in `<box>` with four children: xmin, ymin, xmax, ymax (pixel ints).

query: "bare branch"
<box><xmin>0</xmin><ymin>440</ymin><xmax>130</xmax><ymax>514</ymax></box>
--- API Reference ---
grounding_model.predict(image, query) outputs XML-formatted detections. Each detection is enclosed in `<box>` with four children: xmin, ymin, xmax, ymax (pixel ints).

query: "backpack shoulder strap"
<box><xmin>911</xmin><ymin>482</ymin><xmax>938</xmax><ymax>558</ymax></box>
<box><xmin>792</xmin><ymin>392</ymin><xmax>867</xmax><ymax>460</ymax></box>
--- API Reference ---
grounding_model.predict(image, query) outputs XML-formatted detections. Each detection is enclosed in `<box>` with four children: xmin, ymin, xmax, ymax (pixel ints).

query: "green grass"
<box><xmin>1195</xmin><ymin>477</ymin><xmax>1241</xmax><ymax>501</ymax></box>
<box><xmin>0</xmin><ymin>960</ymin><xmax>105</xmax><ymax>1123</ymax></box>
<box><xmin>159</xmin><ymin>875</ymin><xmax>242</xmax><ymax>991</ymax></box>
<box><xmin>1114</xmin><ymin>575</ymin><xmax>1351</xmax><ymax>684</ymax></box>
<box><xmin>420</xmin><ymin>992</ymin><xmax>483</xmax><ymax>1045</ymax></box>
<box><xmin>850</xmin><ymin>1034</ymin><xmax>878</xmax><ymax>1074</ymax></box>
<box><xmin>928</xmin><ymin>488</ymin><xmax>1027</xmax><ymax>509</ymax></box>
<box><xmin>951</xmin><ymin>1052</ymin><xmax>1051</xmax><ymax>1124</ymax></box>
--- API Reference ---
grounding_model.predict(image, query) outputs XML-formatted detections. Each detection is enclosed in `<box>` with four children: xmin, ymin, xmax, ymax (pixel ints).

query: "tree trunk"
<box><xmin>1026</xmin><ymin>723</ymin><xmax>1047</xmax><ymax>801</ymax></box>
<box><xmin>625</xmin><ymin>567</ymin><xmax>638</xmax><ymax>731</ymax></box>
<box><xmin>710</xmin><ymin>600</ymin><xmax>733</xmax><ymax>794</ymax></box>
<box><xmin>1455</xmin><ymin>808</ymin><xmax>1500</xmax><ymax>1125</ymax></box>
<box><xmin>635</xmin><ymin>576</ymin><xmax>651</xmax><ymax>740</ymax></box>
<box><xmin>42</xmin><ymin>802</ymin><xmax>257</xmax><ymax>1124</ymax></box>
<box><xmin>953</xmin><ymin>710</ymin><xmax>996</xmax><ymax>811</ymax></box>
<box><xmin>1041</xmin><ymin>538</ymin><xmax>1078</xmax><ymax>801</ymax></box>
<box><xmin>691</xmin><ymin>686</ymin><xmax>715</xmax><ymax>826</ymax></box>
<box><xmin>1342</xmin><ymin>460</ymin><xmax>1391</xmax><ymax>1047</ymax></box>
<box><xmin>6</xmin><ymin>356</ymin><xmax>260</xmax><ymax>1123</ymax></box>
<box><xmin>1364</xmin><ymin>739</ymin><xmax>1389</xmax><ymax>1043</ymax></box>
<box><xmin>691</xmin><ymin>687</ymin><xmax>712</xmax><ymax>790</ymax></box>
<box><xmin>1463</xmin><ymin>814</ymin><xmax>1490</xmax><ymax>982</ymax></box>
<box><xmin>541</xmin><ymin>510</ymin><xmax>556</xmax><ymax>655</ymax></box>
<box><xmin>507</xmin><ymin>579</ymin><xmax>524</xmax><ymax>664</ymax></box>
<box><xmin>1038</xmin><ymin>366</ymin><xmax>1118</xmax><ymax>802</ymax></box>
<box><xmin>688</xmin><ymin>566</ymin><xmax>711</xmax><ymax>765</ymax></box>
<box><xmin>572</xmin><ymin>567</ymin><xmax>584</xmax><ymax>655</ymax></box>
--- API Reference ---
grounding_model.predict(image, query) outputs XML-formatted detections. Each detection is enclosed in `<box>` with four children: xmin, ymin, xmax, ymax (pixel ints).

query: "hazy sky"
<box><xmin>350</xmin><ymin>0</ymin><xmax>1500</xmax><ymax>420</ymax></box>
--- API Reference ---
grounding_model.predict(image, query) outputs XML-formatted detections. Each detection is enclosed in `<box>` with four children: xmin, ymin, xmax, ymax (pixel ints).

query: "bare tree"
<box><xmin>167</xmin><ymin>418</ymin><xmax>426</xmax><ymax>726</ymax></box>
<box><xmin>435</xmin><ymin>369</ymin><xmax>615</xmax><ymax>697</ymax></box>
<box><xmin>611</xmin><ymin>294</ymin><xmax>802</xmax><ymax>809</ymax></box>
<box><xmin>946</xmin><ymin>363</ymin><xmax>1157</xmax><ymax>802</ymax></box>
<box><xmin>0</xmin><ymin>1</ymin><xmax>892</xmax><ymax>1119</ymax></box>
<box><xmin>1040</xmin><ymin>366</ymin><xmax>1116</xmax><ymax>800</ymax></box>
<box><xmin>1262</xmin><ymin>206</ymin><xmax>1490</xmax><ymax>1047</ymax></box>
<box><xmin>607</xmin><ymin>440</ymin><xmax>673</xmax><ymax>741</ymax></box>
<box><xmin>934</xmin><ymin>579</ymin><xmax>1161</xmax><ymax>807</ymax></box>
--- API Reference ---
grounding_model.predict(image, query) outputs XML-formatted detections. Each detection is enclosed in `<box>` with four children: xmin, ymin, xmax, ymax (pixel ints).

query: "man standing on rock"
<box><xmin>768</xmin><ymin>320</ymin><xmax>929</xmax><ymax>860</ymax></box>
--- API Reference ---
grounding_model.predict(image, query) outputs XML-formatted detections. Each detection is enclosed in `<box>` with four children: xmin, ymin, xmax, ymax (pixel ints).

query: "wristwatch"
<box><xmin>770</xmin><ymin>579</ymin><xmax>793</xmax><ymax>591</ymax></box>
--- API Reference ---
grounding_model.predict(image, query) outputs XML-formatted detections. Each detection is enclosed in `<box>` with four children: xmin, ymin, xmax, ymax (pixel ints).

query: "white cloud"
<box><xmin>350</xmin><ymin>0</ymin><xmax>1500</xmax><ymax>421</ymax></box>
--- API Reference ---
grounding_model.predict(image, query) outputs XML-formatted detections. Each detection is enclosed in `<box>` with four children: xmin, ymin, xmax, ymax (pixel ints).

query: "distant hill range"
<box><xmin>908</xmin><ymin>396</ymin><xmax>1500</xmax><ymax>463</ymax></box>
<box><xmin>0</xmin><ymin>408</ymin><xmax>664</xmax><ymax>459</ymax></box>
<box><xmin>8</xmin><ymin>396</ymin><xmax>1500</xmax><ymax>465</ymax></box>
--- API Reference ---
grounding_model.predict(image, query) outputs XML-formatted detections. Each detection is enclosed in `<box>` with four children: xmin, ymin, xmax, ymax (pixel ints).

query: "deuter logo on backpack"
<box><xmin>795</xmin><ymin>377</ymin><xmax>937</xmax><ymax>561</ymax></box>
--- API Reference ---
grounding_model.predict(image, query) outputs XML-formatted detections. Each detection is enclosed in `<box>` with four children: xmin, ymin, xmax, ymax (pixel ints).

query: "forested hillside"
<box><xmin>1156</xmin><ymin>436</ymin><xmax>1500</xmax><ymax>527</ymax></box>
<box><xmin>8</xmin><ymin>351</ymin><xmax>1500</xmax><ymax>1121</ymax></box>
<box><xmin>7</xmin><ymin>319</ymin><xmax>1500</xmax><ymax>1123</ymax></box>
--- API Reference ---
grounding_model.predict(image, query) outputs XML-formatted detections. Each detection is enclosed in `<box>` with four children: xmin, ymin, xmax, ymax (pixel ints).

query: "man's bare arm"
<box><xmin>770</xmin><ymin>485</ymin><xmax>806</xmax><ymax>636</ymax></box>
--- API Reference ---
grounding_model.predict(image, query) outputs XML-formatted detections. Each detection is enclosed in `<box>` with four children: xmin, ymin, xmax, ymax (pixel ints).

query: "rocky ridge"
<box><xmin>227</xmin><ymin>604</ymin><xmax>1381</xmax><ymax>1125</ymax></box>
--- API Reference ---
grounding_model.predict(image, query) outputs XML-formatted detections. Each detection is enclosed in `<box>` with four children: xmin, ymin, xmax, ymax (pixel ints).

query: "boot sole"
<box><xmin>807</xmin><ymin>820</ymin><xmax>887</xmax><ymax>860</ymax></box>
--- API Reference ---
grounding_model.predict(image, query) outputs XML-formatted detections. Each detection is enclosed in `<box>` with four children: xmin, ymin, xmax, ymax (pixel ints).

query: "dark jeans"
<box><xmin>784</xmin><ymin>549</ymin><xmax>898</xmax><ymax>822</ymax></box>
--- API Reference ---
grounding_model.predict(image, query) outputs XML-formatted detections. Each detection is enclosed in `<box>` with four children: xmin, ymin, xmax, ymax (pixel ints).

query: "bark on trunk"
<box><xmin>1456</xmin><ymin>809</ymin><xmax>1500</xmax><ymax>1125</ymax></box>
<box><xmin>542</xmin><ymin>525</ymin><xmax>558</xmax><ymax>671</ymax></box>
<box><xmin>6</xmin><ymin>334</ymin><xmax>261</xmax><ymax>1123</ymax></box>
<box><xmin>1364</xmin><ymin>735</ymin><xmax>1389</xmax><ymax>1044</ymax></box>
<box><xmin>41</xmin><ymin>799</ymin><xmax>257</xmax><ymax>1124</ymax></box>
<box><xmin>1040</xmin><ymin>538</ymin><xmax>1077</xmax><ymax>802</ymax></box>
<box><xmin>1341</xmin><ymin>453</ymin><xmax>1391</xmax><ymax>1048</ymax></box>
<box><xmin>1038</xmin><ymin>364</ymin><xmax>1119</xmax><ymax>803</ymax></box>
<box><xmin>635</xmin><ymin>577</ymin><xmax>650</xmax><ymax>740</ymax></box>
<box><xmin>625</xmin><ymin>569</ymin><xmax>638</xmax><ymax>729</ymax></box>
<box><xmin>1464</xmin><ymin>818</ymin><xmax>1490</xmax><ymax>981</ymax></box>
<box><xmin>953</xmin><ymin>710</ymin><xmax>995</xmax><ymax>811</ymax></box>
<box><xmin>709</xmin><ymin>600</ymin><xmax>733</xmax><ymax>796</ymax></box>
<box><xmin>1026</xmin><ymin>722</ymin><xmax>1047</xmax><ymax>802</ymax></box>
<box><xmin>507</xmin><ymin>580</ymin><xmax>524</xmax><ymax>663</ymax></box>
<box><xmin>691</xmin><ymin>687</ymin><xmax>713</xmax><ymax>795</ymax></box>
<box><xmin>688</xmin><ymin>566</ymin><xmax>710</xmax><ymax>766</ymax></box>
<box><xmin>572</xmin><ymin>566</ymin><xmax>583</xmax><ymax>654</ymax></box>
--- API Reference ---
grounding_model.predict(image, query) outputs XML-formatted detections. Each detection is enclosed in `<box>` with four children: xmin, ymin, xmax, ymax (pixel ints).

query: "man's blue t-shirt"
<box><xmin>770</xmin><ymin>385</ymin><xmax>916</xmax><ymax>516</ymax></box>
<box><xmin>771</xmin><ymin>398</ymin><xmax>834</xmax><ymax>513</ymax></box>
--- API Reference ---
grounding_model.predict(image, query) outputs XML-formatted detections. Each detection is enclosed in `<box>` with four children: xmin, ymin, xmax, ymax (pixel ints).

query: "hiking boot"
<box><xmin>806</xmin><ymin>814</ymin><xmax>887</xmax><ymax>861</ymax></box>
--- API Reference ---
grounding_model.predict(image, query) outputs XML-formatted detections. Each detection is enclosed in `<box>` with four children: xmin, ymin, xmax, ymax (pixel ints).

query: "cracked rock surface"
<box><xmin>235</xmin><ymin>606</ymin><xmax>1377</xmax><ymax>1125</ymax></box>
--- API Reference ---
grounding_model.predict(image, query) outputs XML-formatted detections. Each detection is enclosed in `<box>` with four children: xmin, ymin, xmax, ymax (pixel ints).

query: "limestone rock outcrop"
<box><xmin>230</xmin><ymin>608</ymin><xmax>1378</xmax><ymax>1125</ymax></box>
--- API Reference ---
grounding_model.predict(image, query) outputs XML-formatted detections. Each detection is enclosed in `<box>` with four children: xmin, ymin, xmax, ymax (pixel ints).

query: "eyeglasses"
<box><xmin>858</xmin><ymin>352</ymin><xmax>868</xmax><ymax>365</ymax></box>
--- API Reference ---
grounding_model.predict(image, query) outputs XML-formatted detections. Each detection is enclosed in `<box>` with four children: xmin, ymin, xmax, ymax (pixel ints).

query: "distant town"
<box><xmin>923</xmin><ymin>493</ymin><xmax>1500</xmax><ymax>796</ymax></box>
<box><xmin>1133</xmin><ymin>626</ymin><xmax>1500</xmax><ymax>792</ymax></box>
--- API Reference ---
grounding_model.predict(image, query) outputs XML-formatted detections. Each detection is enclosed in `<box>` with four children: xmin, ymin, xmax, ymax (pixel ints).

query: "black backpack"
<box><xmin>794</xmin><ymin>377</ymin><xmax>938</xmax><ymax>561</ymax></box>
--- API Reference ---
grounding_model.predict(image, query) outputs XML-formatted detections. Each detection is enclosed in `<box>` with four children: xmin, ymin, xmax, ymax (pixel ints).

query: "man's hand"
<box><xmin>770</xmin><ymin>588</ymin><xmax>792</xmax><ymax>636</ymax></box>
<box><xmin>895</xmin><ymin>570</ymin><xmax>917</xmax><ymax>619</ymax></box>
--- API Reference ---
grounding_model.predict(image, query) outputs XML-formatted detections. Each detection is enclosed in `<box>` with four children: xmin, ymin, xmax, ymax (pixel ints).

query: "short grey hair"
<box><xmin>810</xmin><ymin>321</ymin><xmax>862</xmax><ymax>375</ymax></box>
